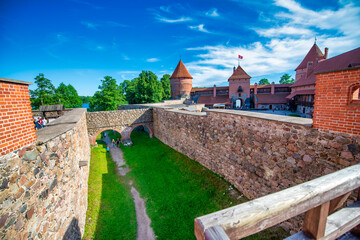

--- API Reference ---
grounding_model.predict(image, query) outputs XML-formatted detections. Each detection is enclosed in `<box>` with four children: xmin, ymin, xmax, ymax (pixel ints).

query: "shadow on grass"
<box><xmin>84</xmin><ymin>139</ymin><xmax>136</xmax><ymax>240</ymax></box>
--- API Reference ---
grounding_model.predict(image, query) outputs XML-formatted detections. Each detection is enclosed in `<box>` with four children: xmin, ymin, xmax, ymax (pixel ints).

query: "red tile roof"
<box><xmin>256</xmin><ymin>93</ymin><xmax>289</xmax><ymax>104</ymax></box>
<box><xmin>228</xmin><ymin>65</ymin><xmax>251</xmax><ymax>80</ymax></box>
<box><xmin>291</xmin><ymin>72</ymin><xmax>316</xmax><ymax>87</ymax></box>
<box><xmin>170</xmin><ymin>60</ymin><xmax>193</xmax><ymax>79</ymax></box>
<box><xmin>197</xmin><ymin>95</ymin><xmax>231</xmax><ymax>105</ymax></box>
<box><xmin>295</xmin><ymin>44</ymin><xmax>326</xmax><ymax>71</ymax></box>
<box><xmin>191</xmin><ymin>86</ymin><xmax>229</xmax><ymax>92</ymax></box>
<box><xmin>315</xmin><ymin>47</ymin><xmax>360</xmax><ymax>74</ymax></box>
<box><xmin>286</xmin><ymin>89</ymin><xmax>315</xmax><ymax>99</ymax></box>
<box><xmin>250</xmin><ymin>84</ymin><xmax>292</xmax><ymax>89</ymax></box>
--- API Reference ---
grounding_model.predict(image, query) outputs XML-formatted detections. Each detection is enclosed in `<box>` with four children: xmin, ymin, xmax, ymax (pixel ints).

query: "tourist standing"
<box><xmin>116</xmin><ymin>138</ymin><xmax>120</xmax><ymax>147</ymax></box>
<box><xmin>112</xmin><ymin>139</ymin><xmax>115</xmax><ymax>147</ymax></box>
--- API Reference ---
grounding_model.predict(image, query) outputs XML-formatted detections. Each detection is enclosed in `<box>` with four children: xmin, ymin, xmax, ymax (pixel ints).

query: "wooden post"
<box><xmin>195</xmin><ymin>219</ymin><xmax>205</xmax><ymax>240</ymax></box>
<box><xmin>303</xmin><ymin>201</ymin><xmax>330</xmax><ymax>239</ymax></box>
<box><xmin>329</xmin><ymin>192</ymin><xmax>351</xmax><ymax>214</ymax></box>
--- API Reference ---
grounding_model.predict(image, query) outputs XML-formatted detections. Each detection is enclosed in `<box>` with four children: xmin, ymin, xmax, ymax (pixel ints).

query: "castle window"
<box><xmin>349</xmin><ymin>84</ymin><xmax>360</xmax><ymax>105</ymax></box>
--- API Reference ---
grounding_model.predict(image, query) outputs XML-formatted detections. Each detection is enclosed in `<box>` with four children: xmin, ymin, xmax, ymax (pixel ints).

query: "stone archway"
<box><xmin>121</xmin><ymin>123</ymin><xmax>154</xmax><ymax>146</ymax></box>
<box><xmin>89</xmin><ymin>127</ymin><xmax>125</xmax><ymax>145</ymax></box>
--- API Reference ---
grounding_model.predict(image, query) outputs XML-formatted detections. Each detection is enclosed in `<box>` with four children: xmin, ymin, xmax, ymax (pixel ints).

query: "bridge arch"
<box><xmin>89</xmin><ymin>127</ymin><xmax>125</xmax><ymax>146</ymax></box>
<box><xmin>127</xmin><ymin>123</ymin><xmax>154</xmax><ymax>138</ymax></box>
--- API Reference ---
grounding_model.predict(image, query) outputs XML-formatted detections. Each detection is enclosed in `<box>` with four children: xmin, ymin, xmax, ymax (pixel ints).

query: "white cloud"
<box><xmin>156</xmin><ymin>15</ymin><xmax>192</xmax><ymax>23</ymax></box>
<box><xmin>206</xmin><ymin>8</ymin><xmax>219</xmax><ymax>17</ymax></box>
<box><xmin>189</xmin><ymin>24</ymin><xmax>210</xmax><ymax>33</ymax></box>
<box><xmin>255</xmin><ymin>25</ymin><xmax>313</xmax><ymax>37</ymax></box>
<box><xmin>147</xmin><ymin>58</ymin><xmax>160</xmax><ymax>62</ymax></box>
<box><xmin>186</xmin><ymin>0</ymin><xmax>360</xmax><ymax>86</ymax></box>
<box><xmin>81</xmin><ymin>21</ymin><xmax>98</xmax><ymax>29</ymax></box>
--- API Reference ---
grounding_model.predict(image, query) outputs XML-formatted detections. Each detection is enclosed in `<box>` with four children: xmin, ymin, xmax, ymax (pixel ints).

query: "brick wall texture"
<box><xmin>0</xmin><ymin>110</ymin><xmax>90</xmax><ymax>239</ymax></box>
<box><xmin>313</xmin><ymin>68</ymin><xmax>360</xmax><ymax>135</ymax></box>
<box><xmin>0</xmin><ymin>82</ymin><xmax>37</xmax><ymax>156</ymax></box>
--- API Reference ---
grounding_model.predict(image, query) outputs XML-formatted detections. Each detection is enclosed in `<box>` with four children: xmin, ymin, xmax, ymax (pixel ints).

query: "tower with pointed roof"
<box><xmin>228</xmin><ymin>65</ymin><xmax>251</xmax><ymax>106</ymax></box>
<box><xmin>170</xmin><ymin>60</ymin><xmax>193</xmax><ymax>99</ymax></box>
<box><xmin>295</xmin><ymin>43</ymin><xmax>328</xmax><ymax>82</ymax></box>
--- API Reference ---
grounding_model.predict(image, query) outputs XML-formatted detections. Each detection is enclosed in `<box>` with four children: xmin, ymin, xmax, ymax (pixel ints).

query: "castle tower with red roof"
<box><xmin>170</xmin><ymin>60</ymin><xmax>193</xmax><ymax>99</ymax></box>
<box><xmin>295</xmin><ymin>43</ymin><xmax>328</xmax><ymax>82</ymax></box>
<box><xmin>228</xmin><ymin>65</ymin><xmax>251</xmax><ymax>106</ymax></box>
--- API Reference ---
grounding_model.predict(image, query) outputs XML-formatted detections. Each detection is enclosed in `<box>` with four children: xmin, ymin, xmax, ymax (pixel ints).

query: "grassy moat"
<box><xmin>83</xmin><ymin>131</ymin><xmax>288</xmax><ymax>239</ymax></box>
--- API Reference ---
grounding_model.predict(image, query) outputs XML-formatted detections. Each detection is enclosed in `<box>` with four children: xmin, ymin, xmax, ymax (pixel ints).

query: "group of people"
<box><xmin>33</xmin><ymin>117</ymin><xmax>47</xmax><ymax>129</ymax></box>
<box><xmin>112</xmin><ymin>138</ymin><xmax>120</xmax><ymax>148</ymax></box>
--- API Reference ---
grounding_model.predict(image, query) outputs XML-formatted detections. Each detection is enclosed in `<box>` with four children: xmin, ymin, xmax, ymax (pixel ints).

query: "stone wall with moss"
<box><xmin>0</xmin><ymin>109</ymin><xmax>90</xmax><ymax>239</ymax></box>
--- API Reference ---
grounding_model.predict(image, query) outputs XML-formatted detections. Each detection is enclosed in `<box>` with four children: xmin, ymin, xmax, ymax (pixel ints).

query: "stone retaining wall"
<box><xmin>0</xmin><ymin>109</ymin><xmax>90</xmax><ymax>239</ymax></box>
<box><xmin>153</xmin><ymin>108</ymin><xmax>360</xmax><ymax>200</ymax></box>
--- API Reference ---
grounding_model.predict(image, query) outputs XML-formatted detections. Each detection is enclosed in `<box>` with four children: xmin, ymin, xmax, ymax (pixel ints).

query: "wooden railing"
<box><xmin>195</xmin><ymin>164</ymin><xmax>360</xmax><ymax>240</ymax></box>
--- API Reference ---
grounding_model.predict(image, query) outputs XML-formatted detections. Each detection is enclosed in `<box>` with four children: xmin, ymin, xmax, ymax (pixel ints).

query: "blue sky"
<box><xmin>1</xmin><ymin>0</ymin><xmax>359</xmax><ymax>96</ymax></box>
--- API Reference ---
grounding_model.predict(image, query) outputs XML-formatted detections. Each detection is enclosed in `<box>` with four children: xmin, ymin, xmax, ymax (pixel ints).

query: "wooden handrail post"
<box><xmin>329</xmin><ymin>192</ymin><xmax>351</xmax><ymax>214</ymax></box>
<box><xmin>303</xmin><ymin>201</ymin><xmax>330</xmax><ymax>239</ymax></box>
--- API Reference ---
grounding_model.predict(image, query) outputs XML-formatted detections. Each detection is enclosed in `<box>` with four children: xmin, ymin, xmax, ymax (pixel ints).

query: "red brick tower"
<box><xmin>228</xmin><ymin>65</ymin><xmax>251</xmax><ymax>107</ymax></box>
<box><xmin>170</xmin><ymin>60</ymin><xmax>193</xmax><ymax>99</ymax></box>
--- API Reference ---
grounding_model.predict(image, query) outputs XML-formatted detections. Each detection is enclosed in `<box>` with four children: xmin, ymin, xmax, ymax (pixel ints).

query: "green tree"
<box><xmin>122</xmin><ymin>80</ymin><xmax>137</xmax><ymax>104</ymax></box>
<box><xmin>80</xmin><ymin>96</ymin><xmax>92</xmax><ymax>103</ymax></box>
<box><xmin>279</xmin><ymin>74</ymin><xmax>295</xmax><ymax>84</ymax></box>
<box><xmin>55</xmin><ymin>83</ymin><xmax>82</xmax><ymax>108</ymax></box>
<box><xmin>133</xmin><ymin>71</ymin><xmax>163</xmax><ymax>103</ymax></box>
<box><xmin>160</xmin><ymin>74</ymin><xmax>171</xmax><ymax>100</ymax></box>
<box><xmin>30</xmin><ymin>73</ymin><xmax>56</xmax><ymax>109</ymax></box>
<box><xmin>258</xmin><ymin>78</ymin><xmax>270</xmax><ymax>85</ymax></box>
<box><xmin>90</xmin><ymin>76</ymin><xmax>126</xmax><ymax>111</ymax></box>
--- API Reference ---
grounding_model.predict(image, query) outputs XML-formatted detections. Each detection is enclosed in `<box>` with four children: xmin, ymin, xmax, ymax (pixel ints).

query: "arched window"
<box><xmin>349</xmin><ymin>84</ymin><xmax>360</xmax><ymax>105</ymax></box>
<box><xmin>352</xmin><ymin>87</ymin><xmax>359</xmax><ymax>100</ymax></box>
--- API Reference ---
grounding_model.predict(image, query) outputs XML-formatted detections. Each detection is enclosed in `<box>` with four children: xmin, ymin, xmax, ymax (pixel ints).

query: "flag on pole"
<box><xmin>238</xmin><ymin>55</ymin><xmax>243</xmax><ymax>59</ymax></box>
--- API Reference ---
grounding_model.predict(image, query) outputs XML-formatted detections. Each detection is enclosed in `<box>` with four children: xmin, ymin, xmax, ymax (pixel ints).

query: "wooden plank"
<box><xmin>303</xmin><ymin>201</ymin><xmax>330</xmax><ymax>239</ymax></box>
<box><xmin>328</xmin><ymin>192</ymin><xmax>351</xmax><ymax>214</ymax></box>
<box><xmin>195</xmin><ymin>164</ymin><xmax>360</xmax><ymax>240</ymax></box>
<box><xmin>204</xmin><ymin>225</ymin><xmax>230</xmax><ymax>240</ymax></box>
<box><xmin>195</xmin><ymin>218</ymin><xmax>205</xmax><ymax>240</ymax></box>
<box><xmin>322</xmin><ymin>201</ymin><xmax>360</xmax><ymax>240</ymax></box>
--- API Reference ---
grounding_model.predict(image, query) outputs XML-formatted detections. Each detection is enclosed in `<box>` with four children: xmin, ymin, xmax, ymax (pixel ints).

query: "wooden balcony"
<box><xmin>194</xmin><ymin>164</ymin><xmax>360</xmax><ymax>240</ymax></box>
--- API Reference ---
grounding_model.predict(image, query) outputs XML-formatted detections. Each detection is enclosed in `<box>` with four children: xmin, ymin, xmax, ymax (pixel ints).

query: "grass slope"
<box><xmin>120</xmin><ymin>131</ymin><xmax>288</xmax><ymax>240</ymax></box>
<box><xmin>83</xmin><ymin>141</ymin><xmax>136</xmax><ymax>240</ymax></box>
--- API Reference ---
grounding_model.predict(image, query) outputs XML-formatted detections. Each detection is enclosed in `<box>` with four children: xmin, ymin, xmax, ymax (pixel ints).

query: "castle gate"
<box><xmin>86</xmin><ymin>108</ymin><xmax>153</xmax><ymax>145</ymax></box>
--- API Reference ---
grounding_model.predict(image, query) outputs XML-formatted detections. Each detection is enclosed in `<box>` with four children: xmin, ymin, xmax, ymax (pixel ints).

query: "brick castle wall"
<box><xmin>0</xmin><ymin>81</ymin><xmax>37</xmax><ymax>156</ymax></box>
<box><xmin>0</xmin><ymin>109</ymin><xmax>90</xmax><ymax>239</ymax></box>
<box><xmin>153</xmin><ymin>108</ymin><xmax>360</xmax><ymax>200</ymax></box>
<box><xmin>313</xmin><ymin>68</ymin><xmax>360</xmax><ymax>135</ymax></box>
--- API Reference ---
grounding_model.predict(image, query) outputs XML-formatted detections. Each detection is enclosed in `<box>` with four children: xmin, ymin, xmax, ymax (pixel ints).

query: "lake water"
<box><xmin>82</xmin><ymin>103</ymin><xmax>90</xmax><ymax>109</ymax></box>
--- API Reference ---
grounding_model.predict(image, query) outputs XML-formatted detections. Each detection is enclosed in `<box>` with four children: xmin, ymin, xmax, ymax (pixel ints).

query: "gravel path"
<box><xmin>103</xmin><ymin>136</ymin><xmax>156</xmax><ymax>240</ymax></box>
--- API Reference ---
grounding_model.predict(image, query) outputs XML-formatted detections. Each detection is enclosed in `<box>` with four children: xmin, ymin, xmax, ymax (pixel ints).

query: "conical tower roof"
<box><xmin>295</xmin><ymin>44</ymin><xmax>326</xmax><ymax>70</ymax></box>
<box><xmin>228</xmin><ymin>65</ymin><xmax>251</xmax><ymax>80</ymax></box>
<box><xmin>170</xmin><ymin>60</ymin><xmax>193</xmax><ymax>79</ymax></box>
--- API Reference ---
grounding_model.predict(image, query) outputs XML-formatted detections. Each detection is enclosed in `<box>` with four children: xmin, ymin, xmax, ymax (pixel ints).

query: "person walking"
<box><xmin>112</xmin><ymin>139</ymin><xmax>115</xmax><ymax>147</ymax></box>
<box><xmin>116</xmin><ymin>138</ymin><xmax>120</xmax><ymax>147</ymax></box>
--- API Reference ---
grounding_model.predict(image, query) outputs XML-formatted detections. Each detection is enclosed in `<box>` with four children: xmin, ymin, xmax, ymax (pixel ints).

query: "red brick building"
<box><xmin>313</xmin><ymin>47</ymin><xmax>360</xmax><ymax>135</ymax></box>
<box><xmin>0</xmin><ymin>78</ymin><xmax>37</xmax><ymax>156</ymax></box>
<box><xmin>287</xmin><ymin>44</ymin><xmax>328</xmax><ymax>114</ymax></box>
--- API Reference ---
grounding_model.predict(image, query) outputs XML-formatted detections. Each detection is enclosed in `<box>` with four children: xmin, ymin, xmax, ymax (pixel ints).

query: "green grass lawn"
<box><xmin>83</xmin><ymin>140</ymin><xmax>136</xmax><ymax>240</ymax></box>
<box><xmin>120</xmin><ymin>131</ymin><xmax>288</xmax><ymax>240</ymax></box>
<box><xmin>84</xmin><ymin>130</ymin><xmax>288</xmax><ymax>239</ymax></box>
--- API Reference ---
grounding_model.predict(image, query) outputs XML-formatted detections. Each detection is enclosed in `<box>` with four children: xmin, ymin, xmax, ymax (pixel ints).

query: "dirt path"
<box><xmin>103</xmin><ymin>136</ymin><xmax>156</xmax><ymax>240</ymax></box>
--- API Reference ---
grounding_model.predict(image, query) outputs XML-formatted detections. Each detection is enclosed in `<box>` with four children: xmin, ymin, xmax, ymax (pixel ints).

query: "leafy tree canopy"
<box><xmin>123</xmin><ymin>71</ymin><xmax>165</xmax><ymax>104</ymax></box>
<box><xmin>160</xmin><ymin>74</ymin><xmax>171</xmax><ymax>100</ymax></box>
<box><xmin>258</xmin><ymin>78</ymin><xmax>270</xmax><ymax>85</ymax></box>
<box><xmin>30</xmin><ymin>73</ymin><xmax>57</xmax><ymax>109</ymax></box>
<box><xmin>90</xmin><ymin>76</ymin><xmax>126</xmax><ymax>111</ymax></box>
<box><xmin>279</xmin><ymin>74</ymin><xmax>295</xmax><ymax>84</ymax></box>
<box><xmin>80</xmin><ymin>96</ymin><xmax>92</xmax><ymax>104</ymax></box>
<box><xmin>55</xmin><ymin>83</ymin><xmax>82</xmax><ymax>108</ymax></box>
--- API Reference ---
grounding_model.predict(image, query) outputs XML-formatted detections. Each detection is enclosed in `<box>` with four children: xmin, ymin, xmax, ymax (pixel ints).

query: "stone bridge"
<box><xmin>86</xmin><ymin>108</ymin><xmax>153</xmax><ymax>145</ymax></box>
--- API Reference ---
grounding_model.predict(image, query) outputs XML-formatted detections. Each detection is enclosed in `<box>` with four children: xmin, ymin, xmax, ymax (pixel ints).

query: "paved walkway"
<box><xmin>103</xmin><ymin>136</ymin><xmax>155</xmax><ymax>240</ymax></box>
